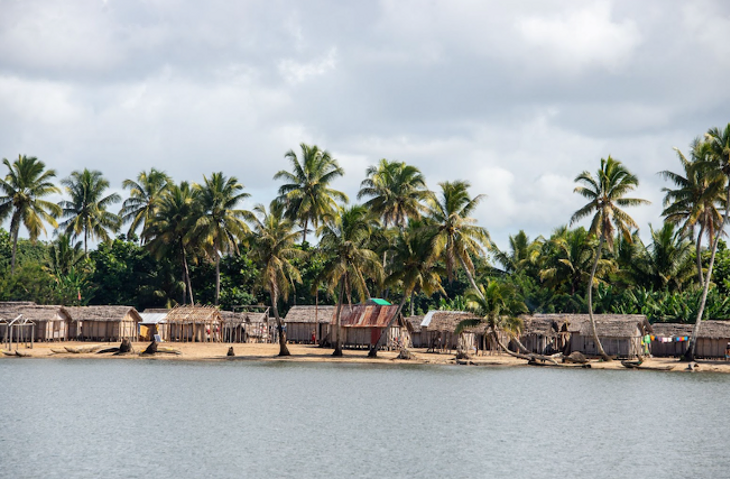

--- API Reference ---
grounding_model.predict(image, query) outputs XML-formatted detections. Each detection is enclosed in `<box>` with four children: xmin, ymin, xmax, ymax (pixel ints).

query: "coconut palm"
<box><xmin>120</xmin><ymin>168</ymin><xmax>172</xmax><ymax>241</ymax></box>
<box><xmin>248</xmin><ymin>201</ymin><xmax>303</xmax><ymax>357</ymax></box>
<box><xmin>427</xmin><ymin>180</ymin><xmax>491</xmax><ymax>293</ymax></box>
<box><xmin>491</xmin><ymin>230</ymin><xmax>544</xmax><ymax>276</ymax></box>
<box><xmin>273</xmin><ymin>143</ymin><xmax>348</xmax><ymax>244</ymax></box>
<box><xmin>627</xmin><ymin>223</ymin><xmax>695</xmax><ymax>292</ymax></box>
<box><xmin>318</xmin><ymin>205</ymin><xmax>382</xmax><ymax>356</ymax></box>
<box><xmin>660</xmin><ymin>139</ymin><xmax>724</xmax><ymax>284</ymax></box>
<box><xmin>59</xmin><ymin>169</ymin><xmax>122</xmax><ymax>254</ymax></box>
<box><xmin>47</xmin><ymin>234</ymin><xmax>85</xmax><ymax>277</ymax></box>
<box><xmin>358</xmin><ymin>159</ymin><xmax>430</xmax><ymax>229</ymax></box>
<box><xmin>455</xmin><ymin>280</ymin><xmax>527</xmax><ymax>356</ymax></box>
<box><xmin>571</xmin><ymin>156</ymin><xmax>649</xmax><ymax>361</ymax></box>
<box><xmin>539</xmin><ymin>226</ymin><xmax>610</xmax><ymax>295</ymax></box>
<box><xmin>0</xmin><ymin>155</ymin><xmax>62</xmax><ymax>274</ymax></box>
<box><xmin>685</xmin><ymin>124</ymin><xmax>730</xmax><ymax>360</ymax></box>
<box><xmin>195</xmin><ymin>172</ymin><xmax>252</xmax><ymax>305</ymax></box>
<box><xmin>368</xmin><ymin>222</ymin><xmax>445</xmax><ymax>357</ymax></box>
<box><xmin>143</xmin><ymin>181</ymin><xmax>203</xmax><ymax>305</ymax></box>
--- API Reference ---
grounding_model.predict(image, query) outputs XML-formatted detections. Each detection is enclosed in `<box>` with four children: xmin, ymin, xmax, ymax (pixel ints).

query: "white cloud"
<box><xmin>516</xmin><ymin>2</ymin><xmax>641</xmax><ymax>73</ymax></box>
<box><xmin>278</xmin><ymin>48</ymin><xmax>337</xmax><ymax>84</ymax></box>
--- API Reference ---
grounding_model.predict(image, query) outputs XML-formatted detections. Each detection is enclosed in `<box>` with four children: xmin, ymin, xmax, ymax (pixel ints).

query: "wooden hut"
<box><xmin>652</xmin><ymin>321</ymin><xmax>730</xmax><ymax>359</ymax></box>
<box><xmin>67</xmin><ymin>306</ymin><xmax>142</xmax><ymax>342</ymax></box>
<box><xmin>562</xmin><ymin>314</ymin><xmax>651</xmax><ymax>359</ymax></box>
<box><xmin>419</xmin><ymin>310</ymin><xmax>483</xmax><ymax>352</ymax></box>
<box><xmin>519</xmin><ymin>314</ymin><xmax>570</xmax><ymax>355</ymax></box>
<box><xmin>405</xmin><ymin>315</ymin><xmax>427</xmax><ymax>348</ymax></box>
<box><xmin>221</xmin><ymin>307</ymin><xmax>270</xmax><ymax>343</ymax></box>
<box><xmin>0</xmin><ymin>302</ymin><xmax>71</xmax><ymax>342</ymax></box>
<box><xmin>335</xmin><ymin>304</ymin><xmax>408</xmax><ymax>350</ymax></box>
<box><xmin>284</xmin><ymin>305</ymin><xmax>335</xmax><ymax>344</ymax></box>
<box><xmin>165</xmin><ymin>306</ymin><xmax>222</xmax><ymax>342</ymax></box>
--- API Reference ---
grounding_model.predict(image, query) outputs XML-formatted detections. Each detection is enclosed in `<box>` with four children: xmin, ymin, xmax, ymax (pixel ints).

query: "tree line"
<box><xmin>1</xmin><ymin>125</ymin><xmax>730</xmax><ymax>358</ymax></box>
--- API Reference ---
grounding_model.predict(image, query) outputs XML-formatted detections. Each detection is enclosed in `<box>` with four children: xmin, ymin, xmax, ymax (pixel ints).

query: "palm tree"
<box><xmin>368</xmin><ymin>222</ymin><xmax>445</xmax><ymax>357</ymax></box>
<box><xmin>627</xmin><ymin>223</ymin><xmax>695</xmax><ymax>292</ymax></box>
<box><xmin>120</xmin><ymin>168</ymin><xmax>171</xmax><ymax>241</ymax></box>
<box><xmin>427</xmin><ymin>180</ymin><xmax>491</xmax><ymax>294</ymax></box>
<box><xmin>685</xmin><ymin>124</ymin><xmax>730</xmax><ymax>360</ymax></box>
<box><xmin>0</xmin><ymin>155</ymin><xmax>62</xmax><ymax>274</ymax></box>
<box><xmin>455</xmin><ymin>280</ymin><xmax>528</xmax><ymax>356</ymax></box>
<box><xmin>143</xmin><ymin>181</ymin><xmax>202</xmax><ymax>305</ymax></box>
<box><xmin>491</xmin><ymin>230</ymin><xmax>543</xmax><ymax>276</ymax></box>
<box><xmin>195</xmin><ymin>172</ymin><xmax>252</xmax><ymax>305</ymax></box>
<box><xmin>358</xmin><ymin>159</ymin><xmax>430</xmax><ymax>229</ymax></box>
<box><xmin>59</xmin><ymin>169</ymin><xmax>122</xmax><ymax>254</ymax></box>
<box><xmin>660</xmin><ymin>139</ymin><xmax>724</xmax><ymax>284</ymax></box>
<box><xmin>571</xmin><ymin>156</ymin><xmax>649</xmax><ymax>361</ymax></box>
<box><xmin>539</xmin><ymin>226</ymin><xmax>610</xmax><ymax>295</ymax></box>
<box><xmin>273</xmin><ymin>143</ymin><xmax>348</xmax><ymax>244</ymax></box>
<box><xmin>248</xmin><ymin>202</ymin><xmax>303</xmax><ymax>356</ymax></box>
<box><xmin>318</xmin><ymin>205</ymin><xmax>382</xmax><ymax>356</ymax></box>
<box><xmin>47</xmin><ymin>233</ymin><xmax>85</xmax><ymax>277</ymax></box>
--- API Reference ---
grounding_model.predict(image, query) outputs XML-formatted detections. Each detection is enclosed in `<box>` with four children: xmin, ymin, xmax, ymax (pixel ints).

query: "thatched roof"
<box><xmin>653</xmin><ymin>321</ymin><xmax>730</xmax><ymax>340</ymax></box>
<box><xmin>520</xmin><ymin>316</ymin><xmax>561</xmax><ymax>336</ymax></box>
<box><xmin>285</xmin><ymin>305</ymin><xmax>336</xmax><ymax>324</ymax></box>
<box><xmin>520</xmin><ymin>314</ymin><xmax>650</xmax><ymax>338</ymax></box>
<box><xmin>337</xmin><ymin>304</ymin><xmax>403</xmax><ymax>328</ymax></box>
<box><xmin>66</xmin><ymin>306</ymin><xmax>142</xmax><ymax>322</ymax></box>
<box><xmin>220</xmin><ymin>309</ymin><xmax>269</xmax><ymax>324</ymax></box>
<box><xmin>405</xmin><ymin>315</ymin><xmax>424</xmax><ymax>333</ymax></box>
<box><xmin>0</xmin><ymin>302</ymin><xmax>71</xmax><ymax>322</ymax></box>
<box><xmin>421</xmin><ymin>310</ymin><xmax>482</xmax><ymax>333</ymax></box>
<box><xmin>165</xmin><ymin>305</ymin><xmax>221</xmax><ymax>323</ymax></box>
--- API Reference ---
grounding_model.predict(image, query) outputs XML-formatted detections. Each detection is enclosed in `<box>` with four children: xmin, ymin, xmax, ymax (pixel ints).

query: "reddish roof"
<box><xmin>335</xmin><ymin>304</ymin><xmax>402</xmax><ymax>328</ymax></box>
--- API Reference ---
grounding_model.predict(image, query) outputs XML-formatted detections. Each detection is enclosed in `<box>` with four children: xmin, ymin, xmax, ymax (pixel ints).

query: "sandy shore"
<box><xmin>3</xmin><ymin>340</ymin><xmax>730</xmax><ymax>373</ymax></box>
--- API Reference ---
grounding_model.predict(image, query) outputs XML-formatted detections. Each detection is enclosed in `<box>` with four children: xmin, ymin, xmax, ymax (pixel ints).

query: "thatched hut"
<box><xmin>220</xmin><ymin>307</ymin><xmax>270</xmax><ymax>343</ymax></box>
<box><xmin>419</xmin><ymin>310</ymin><xmax>485</xmax><ymax>352</ymax></box>
<box><xmin>405</xmin><ymin>315</ymin><xmax>427</xmax><ymax>348</ymax></box>
<box><xmin>562</xmin><ymin>314</ymin><xmax>651</xmax><ymax>359</ymax></box>
<box><xmin>335</xmin><ymin>304</ymin><xmax>408</xmax><ymax>350</ymax></box>
<box><xmin>67</xmin><ymin>306</ymin><xmax>142</xmax><ymax>342</ymax></box>
<box><xmin>0</xmin><ymin>302</ymin><xmax>71</xmax><ymax>342</ymax></box>
<box><xmin>165</xmin><ymin>306</ymin><xmax>222</xmax><ymax>342</ymax></box>
<box><xmin>284</xmin><ymin>305</ymin><xmax>335</xmax><ymax>344</ymax></box>
<box><xmin>519</xmin><ymin>315</ymin><xmax>571</xmax><ymax>355</ymax></box>
<box><xmin>652</xmin><ymin>321</ymin><xmax>730</xmax><ymax>359</ymax></box>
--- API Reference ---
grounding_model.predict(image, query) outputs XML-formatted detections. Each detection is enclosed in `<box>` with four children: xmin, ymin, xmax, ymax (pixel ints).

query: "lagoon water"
<box><xmin>1</xmin><ymin>359</ymin><xmax>729</xmax><ymax>478</ymax></box>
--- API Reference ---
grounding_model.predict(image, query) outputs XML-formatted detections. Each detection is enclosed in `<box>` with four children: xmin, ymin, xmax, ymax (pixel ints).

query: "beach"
<box><xmin>3</xmin><ymin>340</ymin><xmax>730</xmax><ymax>373</ymax></box>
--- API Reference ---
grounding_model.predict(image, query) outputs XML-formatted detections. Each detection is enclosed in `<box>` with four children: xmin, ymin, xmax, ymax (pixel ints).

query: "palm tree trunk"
<box><xmin>84</xmin><ymin>227</ymin><xmax>88</xmax><ymax>256</ymax></box>
<box><xmin>302</xmin><ymin>218</ymin><xmax>308</xmax><ymax>245</ymax></box>
<box><xmin>685</xmin><ymin>186</ymin><xmax>730</xmax><ymax>361</ymax></box>
<box><xmin>9</xmin><ymin>218</ymin><xmax>19</xmax><ymax>275</ymax></box>
<box><xmin>695</xmin><ymin>223</ymin><xmax>705</xmax><ymax>286</ymax></box>
<box><xmin>368</xmin><ymin>294</ymin><xmax>408</xmax><ymax>358</ymax></box>
<box><xmin>459</xmin><ymin>256</ymin><xmax>481</xmax><ymax>296</ymax></box>
<box><xmin>215</xmin><ymin>251</ymin><xmax>221</xmax><ymax>306</ymax></box>
<box><xmin>332</xmin><ymin>278</ymin><xmax>345</xmax><ymax>357</ymax></box>
<box><xmin>409</xmin><ymin>291</ymin><xmax>415</xmax><ymax>316</ymax></box>
<box><xmin>270</xmin><ymin>283</ymin><xmax>290</xmax><ymax>356</ymax></box>
<box><xmin>182</xmin><ymin>244</ymin><xmax>194</xmax><ymax>305</ymax></box>
<box><xmin>587</xmin><ymin>234</ymin><xmax>610</xmax><ymax>361</ymax></box>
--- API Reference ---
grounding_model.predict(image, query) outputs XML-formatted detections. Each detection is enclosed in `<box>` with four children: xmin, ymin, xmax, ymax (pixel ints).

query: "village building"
<box><xmin>419</xmin><ymin>310</ymin><xmax>485</xmax><ymax>352</ymax></box>
<box><xmin>138</xmin><ymin>310</ymin><xmax>169</xmax><ymax>342</ymax></box>
<box><xmin>220</xmin><ymin>307</ymin><xmax>270</xmax><ymax>343</ymax></box>
<box><xmin>405</xmin><ymin>315</ymin><xmax>427</xmax><ymax>348</ymax></box>
<box><xmin>519</xmin><ymin>314</ymin><xmax>571</xmax><ymax>355</ymax></box>
<box><xmin>335</xmin><ymin>303</ymin><xmax>408</xmax><ymax>350</ymax></box>
<box><xmin>0</xmin><ymin>302</ymin><xmax>71</xmax><ymax>342</ymax></box>
<box><xmin>561</xmin><ymin>314</ymin><xmax>651</xmax><ymax>359</ymax></box>
<box><xmin>284</xmin><ymin>305</ymin><xmax>335</xmax><ymax>344</ymax></box>
<box><xmin>67</xmin><ymin>306</ymin><xmax>142</xmax><ymax>342</ymax></box>
<box><xmin>164</xmin><ymin>305</ymin><xmax>222</xmax><ymax>342</ymax></box>
<box><xmin>651</xmin><ymin>321</ymin><xmax>730</xmax><ymax>359</ymax></box>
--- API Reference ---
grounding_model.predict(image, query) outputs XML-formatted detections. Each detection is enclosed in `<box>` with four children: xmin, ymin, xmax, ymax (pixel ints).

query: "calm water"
<box><xmin>1</xmin><ymin>359</ymin><xmax>729</xmax><ymax>478</ymax></box>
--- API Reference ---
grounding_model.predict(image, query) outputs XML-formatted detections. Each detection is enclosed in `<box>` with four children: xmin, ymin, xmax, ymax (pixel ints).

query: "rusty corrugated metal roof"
<box><xmin>334</xmin><ymin>304</ymin><xmax>401</xmax><ymax>328</ymax></box>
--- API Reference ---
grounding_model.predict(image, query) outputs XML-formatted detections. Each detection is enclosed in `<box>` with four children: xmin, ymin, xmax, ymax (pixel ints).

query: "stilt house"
<box><xmin>284</xmin><ymin>305</ymin><xmax>335</xmax><ymax>344</ymax></box>
<box><xmin>563</xmin><ymin>314</ymin><xmax>651</xmax><ymax>359</ymax></box>
<box><xmin>420</xmin><ymin>311</ymin><xmax>484</xmax><ymax>352</ymax></box>
<box><xmin>0</xmin><ymin>302</ymin><xmax>71</xmax><ymax>341</ymax></box>
<box><xmin>335</xmin><ymin>304</ymin><xmax>408</xmax><ymax>350</ymax></box>
<box><xmin>652</xmin><ymin>321</ymin><xmax>730</xmax><ymax>359</ymax></box>
<box><xmin>405</xmin><ymin>315</ymin><xmax>426</xmax><ymax>348</ymax></box>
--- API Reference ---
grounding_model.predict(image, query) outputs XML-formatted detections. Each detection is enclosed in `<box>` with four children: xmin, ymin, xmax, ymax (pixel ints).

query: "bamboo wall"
<box><xmin>570</xmin><ymin>335</ymin><xmax>641</xmax><ymax>358</ymax></box>
<box><xmin>36</xmin><ymin>319</ymin><xmax>69</xmax><ymax>341</ymax></box>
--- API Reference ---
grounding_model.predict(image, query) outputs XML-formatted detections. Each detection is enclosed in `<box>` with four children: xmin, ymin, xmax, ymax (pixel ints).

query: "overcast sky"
<box><xmin>2</xmin><ymin>0</ymin><xmax>730</xmax><ymax>249</ymax></box>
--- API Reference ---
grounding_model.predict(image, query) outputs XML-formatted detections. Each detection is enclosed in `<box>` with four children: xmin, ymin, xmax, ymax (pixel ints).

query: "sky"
<box><xmin>2</xmin><ymin>0</ymin><xmax>730</xmax><ymax>250</ymax></box>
